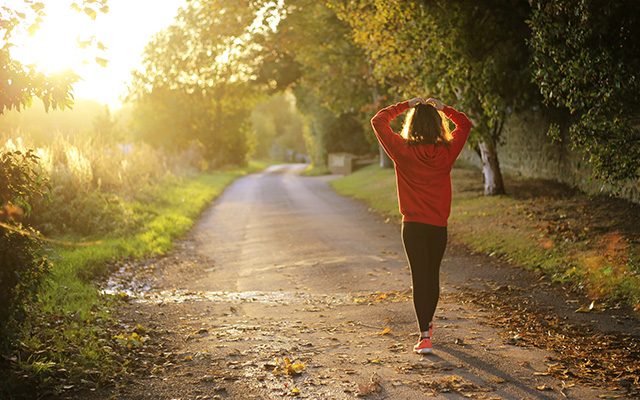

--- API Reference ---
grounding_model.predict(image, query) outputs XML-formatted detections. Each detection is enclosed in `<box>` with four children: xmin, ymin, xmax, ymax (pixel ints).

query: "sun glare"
<box><xmin>16</xmin><ymin>31</ymin><xmax>85</xmax><ymax>74</ymax></box>
<box><xmin>8</xmin><ymin>1</ymin><xmax>187</xmax><ymax>110</ymax></box>
<box><xmin>11</xmin><ymin>4</ymin><xmax>96</xmax><ymax>74</ymax></box>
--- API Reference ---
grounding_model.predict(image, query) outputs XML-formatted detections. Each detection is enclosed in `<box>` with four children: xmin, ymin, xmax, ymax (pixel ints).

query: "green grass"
<box><xmin>330</xmin><ymin>163</ymin><xmax>640</xmax><ymax>308</ymax></box>
<box><xmin>301</xmin><ymin>164</ymin><xmax>332</xmax><ymax>176</ymax></box>
<box><xmin>9</xmin><ymin>161</ymin><xmax>267</xmax><ymax>394</ymax></box>
<box><xmin>329</xmin><ymin>164</ymin><xmax>398</xmax><ymax>217</ymax></box>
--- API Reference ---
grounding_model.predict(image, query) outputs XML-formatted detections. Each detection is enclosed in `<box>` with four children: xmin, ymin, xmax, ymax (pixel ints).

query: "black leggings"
<box><xmin>401</xmin><ymin>221</ymin><xmax>448</xmax><ymax>332</ymax></box>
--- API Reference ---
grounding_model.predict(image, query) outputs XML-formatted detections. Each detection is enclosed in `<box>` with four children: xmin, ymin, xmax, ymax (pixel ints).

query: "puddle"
<box><xmin>102</xmin><ymin>283</ymin><xmax>351</xmax><ymax>306</ymax></box>
<box><xmin>100</xmin><ymin>261</ymin><xmax>156</xmax><ymax>297</ymax></box>
<box><xmin>139</xmin><ymin>289</ymin><xmax>350</xmax><ymax>305</ymax></box>
<box><xmin>100</xmin><ymin>257</ymin><xmax>352</xmax><ymax>306</ymax></box>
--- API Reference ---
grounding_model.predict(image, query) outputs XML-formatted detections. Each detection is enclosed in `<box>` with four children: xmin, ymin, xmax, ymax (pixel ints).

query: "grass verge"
<box><xmin>330</xmin><ymin>163</ymin><xmax>640</xmax><ymax>309</ymax></box>
<box><xmin>4</xmin><ymin>162</ymin><xmax>267</xmax><ymax>397</ymax></box>
<box><xmin>301</xmin><ymin>164</ymin><xmax>332</xmax><ymax>177</ymax></box>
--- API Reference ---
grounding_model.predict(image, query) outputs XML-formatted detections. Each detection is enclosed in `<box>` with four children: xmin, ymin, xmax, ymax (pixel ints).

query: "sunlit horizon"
<box><xmin>10</xmin><ymin>0</ymin><xmax>187</xmax><ymax>111</ymax></box>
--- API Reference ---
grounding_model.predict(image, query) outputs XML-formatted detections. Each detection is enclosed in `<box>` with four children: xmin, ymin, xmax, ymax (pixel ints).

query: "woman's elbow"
<box><xmin>460</xmin><ymin>117</ymin><xmax>472</xmax><ymax>131</ymax></box>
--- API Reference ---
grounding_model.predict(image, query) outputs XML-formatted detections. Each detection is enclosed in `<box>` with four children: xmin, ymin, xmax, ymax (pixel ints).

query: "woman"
<box><xmin>371</xmin><ymin>97</ymin><xmax>471</xmax><ymax>354</ymax></box>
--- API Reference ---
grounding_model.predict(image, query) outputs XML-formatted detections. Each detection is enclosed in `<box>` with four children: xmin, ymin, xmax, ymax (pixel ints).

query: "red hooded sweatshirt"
<box><xmin>371</xmin><ymin>101</ymin><xmax>472</xmax><ymax>227</ymax></box>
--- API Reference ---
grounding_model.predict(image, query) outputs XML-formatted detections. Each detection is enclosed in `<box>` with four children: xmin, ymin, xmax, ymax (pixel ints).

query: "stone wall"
<box><xmin>328</xmin><ymin>152</ymin><xmax>377</xmax><ymax>175</ymax></box>
<box><xmin>458</xmin><ymin>110</ymin><xmax>640</xmax><ymax>204</ymax></box>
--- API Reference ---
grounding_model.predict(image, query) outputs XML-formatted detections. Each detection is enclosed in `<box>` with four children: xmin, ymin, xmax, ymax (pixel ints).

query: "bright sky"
<box><xmin>10</xmin><ymin>0</ymin><xmax>187</xmax><ymax>110</ymax></box>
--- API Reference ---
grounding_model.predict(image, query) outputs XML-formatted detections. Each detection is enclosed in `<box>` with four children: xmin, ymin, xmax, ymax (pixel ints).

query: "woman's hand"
<box><xmin>426</xmin><ymin>98</ymin><xmax>444</xmax><ymax>110</ymax></box>
<box><xmin>407</xmin><ymin>97</ymin><xmax>426</xmax><ymax>107</ymax></box>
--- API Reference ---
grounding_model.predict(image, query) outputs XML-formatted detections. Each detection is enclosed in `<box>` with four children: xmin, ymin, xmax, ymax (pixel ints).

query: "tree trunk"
<box><xmin>369</xmin><ymin>83</ymin><xmax>393</xmax><ymax>169</ymax></box>
<box><xmin>477</xmin><ymin>139</ymin><xmax>505</xmax><ymax>195</ymax></box>
<box><xmin>379</xmin><ymin>144</ymin><xmax>393</xmax><ymax>168</ymax></box>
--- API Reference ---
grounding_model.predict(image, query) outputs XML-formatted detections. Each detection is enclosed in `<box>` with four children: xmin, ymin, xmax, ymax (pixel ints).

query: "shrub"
<box><xmin>0</xmin><ymin>149</ymin><xmax>51</xmax><ymax>346</ymax></box>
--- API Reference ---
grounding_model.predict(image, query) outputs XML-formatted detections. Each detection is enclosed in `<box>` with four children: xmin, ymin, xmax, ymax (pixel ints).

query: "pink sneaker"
<box><xmin>414</xmin><ymin>322</ymin><xmax>434</xmax><ymax>354</ymax></box>
<box><xmin>413</xmin><ymin>337</ymin><xmax>432</xmax><ymax>354</ymax></box>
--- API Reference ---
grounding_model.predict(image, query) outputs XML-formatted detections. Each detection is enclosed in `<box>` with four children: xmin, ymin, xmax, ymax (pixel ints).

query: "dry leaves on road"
<box><xmin>448</xmin><ymin>285</ymin><xmax>640</xmax><ymax>397</ymax></box>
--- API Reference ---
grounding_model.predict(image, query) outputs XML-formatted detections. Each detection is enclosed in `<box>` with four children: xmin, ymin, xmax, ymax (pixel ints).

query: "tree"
<box><xmin>248</xmin><ymin>92</ymin><xmax>306</xmax><ymax>161</ymax></box>
<box><xmin>0</xmin><ymin>1</ymin><xmax>108</xmax><ymax>114</ymax></box>
<box><xmin>528</xmin><ymin>0</ymin><xmax>640</xmax><ymax>185</ymax></box>
<box><xmin>127</xmin><ymin>0</ymin><xmax>262</xmax><ymax>167</ymax></box>
<box><xmin>253</xmin><ymin>0</ymin><xmax>379</xmax><ymax>167</ymax></box>
<box><xmin>329</xmin><ymin>0</ymin><xmax>537</xmax><ymax>195</ymax></box>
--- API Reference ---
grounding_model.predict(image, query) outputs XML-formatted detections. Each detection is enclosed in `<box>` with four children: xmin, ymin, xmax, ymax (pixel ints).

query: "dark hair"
<box><xmin>401</xmin><ymin>103</ymin><xmax>451</xmax><ymax>146</ymax></box>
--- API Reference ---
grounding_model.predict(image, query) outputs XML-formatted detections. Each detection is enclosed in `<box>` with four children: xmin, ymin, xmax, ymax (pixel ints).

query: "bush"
<box><xmin>0</xmin><ymin>149</ymin><xmax>51</xmax><ymax>345</ymax></box>
<box><xmin>0</xmin><ymin>228</ymin><xmax>50</xmax><ymax>344</ymax></box>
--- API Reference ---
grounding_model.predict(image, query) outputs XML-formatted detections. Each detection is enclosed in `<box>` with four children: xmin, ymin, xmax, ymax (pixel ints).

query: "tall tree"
<box><xmin>528</xmin><ymin>0</ymin><xmax>640</xmax><ymax>185</ymax></box>
<box><xmin>253</xmin><ymin>0</ymin><xmax>380</xmax><ymax>167</ymax></box>
<box><xmin>127</xmin><ymin>0</ymin><xmax>262</xmax><ymax>167</ymax></box>
<box><xmin>329</xmin><ymin>0</ymin><xmax>537</xmax><ymax>195</ymax></box>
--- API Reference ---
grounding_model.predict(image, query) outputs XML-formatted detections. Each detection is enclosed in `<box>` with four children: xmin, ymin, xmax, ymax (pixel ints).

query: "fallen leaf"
<box><xmin>357</xmin><ymin>372</ymin><xmax>382</xmax><ymax>396</ymax></box>
<box><xmin>376</xmin><ymin>327</ymin><xmax>391</xmax><ymax>335</ymax></box>
<box><xmin>272</xmin><ymin>357</ymin><xmax>305</xmax><ymax>376</ymax></box>
<box><xmin>575</xmin><ymin>301</ymin><xmax>597</xmax><ymax>313</ymax></box>
<box><xmin>344</xmin><ymin>369</ymin><xmax>358</xmax><ymax>374</ymax></box>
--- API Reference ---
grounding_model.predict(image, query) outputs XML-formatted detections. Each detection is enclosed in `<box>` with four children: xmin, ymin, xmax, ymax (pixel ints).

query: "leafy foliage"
<box><xmin>248</xmin><ymin>93</ymin><xmax>306</xmax><ymax>160</ymax></box>
<box><xmin>265</xmin><ymin>0</ymin><xmax>376</xmax><ymax>114</ymax></box>
<box><xmin>36</xmin><ymin>187</ymin><xmax>131</xmax><ymax>238</ymax></box>
<box><xmin>0</xmin><ymin>149</ymin><xmax>49</xmax><ymax>214</ymax></box>
<box><xmin>330</xmin><ymin>0</ymin><xmax>536</xmax><ymax>131</ymax></box>
<box><xmin>0</xmin><ymin>0</ymin><xmax>109</xmax><ymax>114</ymax></box>
<box><xmin>254</xmin><ymin>0</ymin><xmax>378</xmax><ymax>166</ymax></box>
<box><xmin>329</xmin><ymin>0</ymin><xmax>538</xmax><ymax>193</ymax></box>
<box><xmin>528</xmin><ymin>0</ymin><xmax>640</xmax><ymax>184</ymax></box>
<box><xmin>127</xmin><ymin>1</ymin><xmax>262</xmax><ymax>167</ymax></box>
<box><xmin>0</xmin><ymin>149</ymin><xmax>51</xmax><ymax>343</ymax></box>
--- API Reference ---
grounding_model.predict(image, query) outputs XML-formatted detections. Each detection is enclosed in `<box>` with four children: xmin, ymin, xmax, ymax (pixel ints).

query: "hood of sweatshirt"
<box><xmin>407</xmin><ymin>143</ymin><xmax>451</xmax><ymax>167</ymax></box>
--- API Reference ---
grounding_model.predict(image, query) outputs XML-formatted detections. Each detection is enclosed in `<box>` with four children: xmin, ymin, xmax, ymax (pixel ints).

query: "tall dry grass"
<box><xmin>1</xmin><ymin>129</ymin><xmax>207</xmax><ymax>237</ymax></box>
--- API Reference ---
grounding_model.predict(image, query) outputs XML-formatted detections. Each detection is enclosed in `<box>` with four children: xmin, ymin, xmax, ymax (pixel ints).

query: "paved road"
<box><xmin>190</xmin><ymin>163</ymin><xmax>408</xmax><ymax>295</ymax></box>
<box><xmin>90</xmin><ymin>164</ymin><xmax>623</xmax><ymax>399</ymax></box>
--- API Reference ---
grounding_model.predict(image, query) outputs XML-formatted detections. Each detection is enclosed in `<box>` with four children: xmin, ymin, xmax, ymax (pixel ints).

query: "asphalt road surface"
<box><xmin>81</xmin><ymin>164</ymin><xmax>630</xmax><ymax>399</ymax></box>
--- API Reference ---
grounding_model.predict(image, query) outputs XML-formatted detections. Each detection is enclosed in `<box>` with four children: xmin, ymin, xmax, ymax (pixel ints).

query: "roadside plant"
<box><xmin>0</xmin><ymin>149</ymin><xmax>51</xmax><ymax>347</ymax></box>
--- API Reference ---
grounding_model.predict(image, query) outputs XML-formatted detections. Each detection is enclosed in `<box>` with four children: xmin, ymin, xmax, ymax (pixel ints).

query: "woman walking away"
<box><xmin>371</xmin><ymin>97</ymin><xmax>471</xmax><ymax>354</ymax></box>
